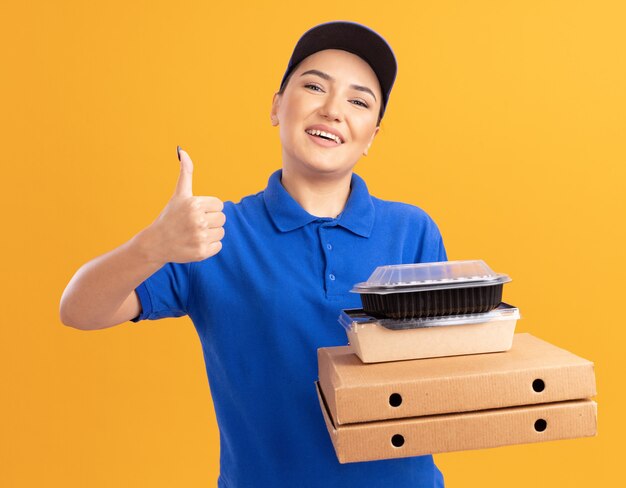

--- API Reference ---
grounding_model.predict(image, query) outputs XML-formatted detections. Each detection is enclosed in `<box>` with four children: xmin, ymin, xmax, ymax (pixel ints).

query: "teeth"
<box><xmin>306</xmin><ymin>129</ymin><xmax>342</xmax><ymax>144</ymax></box>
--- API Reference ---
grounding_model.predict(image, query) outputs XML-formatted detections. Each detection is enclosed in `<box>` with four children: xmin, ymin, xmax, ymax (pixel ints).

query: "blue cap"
<box><xmin>279</xmin><ymin>21</ymin><xmax>398</xmax><ymax>119</ymax></box>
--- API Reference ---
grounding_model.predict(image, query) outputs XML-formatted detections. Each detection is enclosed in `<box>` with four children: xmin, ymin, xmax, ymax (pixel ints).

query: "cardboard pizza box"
<box><xmin>318</xmin><ymin>333</ymin><xmax>596</xmax><ymax>425</ymax></box>
<box><xmin>316</xmin><ymin>381</ymin><xmax>597</xmax><ymax>464</ymax></box>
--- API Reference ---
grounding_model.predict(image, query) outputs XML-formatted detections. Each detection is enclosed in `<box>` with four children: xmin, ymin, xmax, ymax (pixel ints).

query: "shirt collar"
<box><xmin>263</xmin><ymin>169</ymin><xmax>375</xmax><ymax>237</ymax></box>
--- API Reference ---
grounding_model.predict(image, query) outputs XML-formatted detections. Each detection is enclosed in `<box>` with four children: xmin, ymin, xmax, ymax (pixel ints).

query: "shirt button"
<box><xmin>329</xmin><ymin>274</ymin><xmax>336</xmax><ymax>281</ymax></box>
<box><xmin>326</xmin><ymin>243</ymin><xmax>333</xmax><ymax>251</ymax></box>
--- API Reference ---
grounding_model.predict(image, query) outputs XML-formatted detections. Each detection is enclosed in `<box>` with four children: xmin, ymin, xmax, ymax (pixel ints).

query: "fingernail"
<box><xmin>177</xmin><ymin>145</ymin><xmax>181</xmax><ymax>161</ymax></box>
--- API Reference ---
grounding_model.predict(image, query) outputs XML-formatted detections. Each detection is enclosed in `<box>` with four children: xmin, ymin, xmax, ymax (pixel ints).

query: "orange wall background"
<box><xmin>1</xmin><ymin>1</ymin><xmax>624</xmax><ymax>486</ymax></box>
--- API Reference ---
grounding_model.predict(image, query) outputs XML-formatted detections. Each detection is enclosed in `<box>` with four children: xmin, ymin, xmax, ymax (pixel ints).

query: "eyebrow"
<box><xmin>299</xmin><ymin>69</ymin><xmax>377</xmax><ymax>102</ymax></box>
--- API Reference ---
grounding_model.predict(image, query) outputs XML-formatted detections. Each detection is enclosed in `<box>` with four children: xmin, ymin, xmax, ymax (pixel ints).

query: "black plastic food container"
<box><xmin>350</xmin><ymin>260</ymin><xmax>511</xmax><ymax>319</ymax></box>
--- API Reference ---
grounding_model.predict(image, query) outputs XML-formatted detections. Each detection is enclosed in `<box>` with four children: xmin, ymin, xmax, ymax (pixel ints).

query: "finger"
<box><xmin>206</xmin><ymin>240</ymin><xmax>223</xmax><ymax>257</ymax></box>
<box><xmin>194</xmin><ymin>196</ymin><xmax>224</xmax><ymax>212</ymax></box>
<box><xmin>206</xmin><ymin>226</ymin><xmax>225</xmax><ymax>242</ymax></box>
<box><xmin>205</xmin><ymin>211</ymin><xmax>226</xmax><ymax>229</ymax></box>
<box><xmin>174</xmin><ymin>146</ymin><xmax>194</xmax><ymax>198</ymax></box>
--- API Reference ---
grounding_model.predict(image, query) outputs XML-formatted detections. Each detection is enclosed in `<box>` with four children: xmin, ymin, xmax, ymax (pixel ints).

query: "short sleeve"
<box><xmin>130</xmin><ymin>261</ymin><xmax>193</xmax><ymax>322</ymax></box>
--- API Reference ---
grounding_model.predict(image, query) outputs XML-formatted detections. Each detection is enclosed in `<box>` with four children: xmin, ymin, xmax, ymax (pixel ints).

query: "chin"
<box><xmin>283</xmin><ymin>146</ymin><xmax>357</xmax><ymax>177</ymax></box>
<box><xmin>306</xmin><ymin>151</ymin><xmax>357</xmax><ymax>171</ymax></box>
<box><xmin>301</xmin><ymin>159</ymin><xmax>352</xmax><ymax>176</ymax></box>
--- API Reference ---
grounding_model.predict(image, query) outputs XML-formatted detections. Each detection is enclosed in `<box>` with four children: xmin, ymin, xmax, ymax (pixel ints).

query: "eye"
<box><xmin>304</xmin><ymin>83</ymin><xmax>323</xmax><ymax>92</ymax></box>
<box><xmin>305</xmin><ymin>83</ymin><xmax>370</xmax><ymax>109</ymax></box>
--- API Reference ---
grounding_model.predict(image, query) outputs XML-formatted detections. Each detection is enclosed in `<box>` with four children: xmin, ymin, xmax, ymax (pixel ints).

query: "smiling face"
<box><xmin>270</xmin><ymin>49</ymin><xmax>383</xmax><ymax>179</ymax></box>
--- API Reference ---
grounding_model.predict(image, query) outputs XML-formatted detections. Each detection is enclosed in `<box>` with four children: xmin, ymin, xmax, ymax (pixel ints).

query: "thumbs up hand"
<box><xmin>140</xmin><ymin>147</ymin><xmax>226</xmax><ymax>265</ymax></box>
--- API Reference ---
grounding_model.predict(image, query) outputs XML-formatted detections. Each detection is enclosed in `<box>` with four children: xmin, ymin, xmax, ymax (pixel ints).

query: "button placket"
<box><xmin>319</xmin><ymin>223</ymin><xmax>338</xmax><ymax>295</ymax></box>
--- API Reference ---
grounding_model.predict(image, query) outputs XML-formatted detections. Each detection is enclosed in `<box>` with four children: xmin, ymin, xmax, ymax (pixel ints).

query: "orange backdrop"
<box><xmin>1</xmin><ymin>1</ymin><xmax>624</xmax><ymax>486</ymax></box>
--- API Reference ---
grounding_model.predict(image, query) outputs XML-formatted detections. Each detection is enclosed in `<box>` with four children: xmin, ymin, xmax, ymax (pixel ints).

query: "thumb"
<box><xmin>174</xmin><ymin>146</ymin><xmax>193</xmax><ymax>198</ymax></box>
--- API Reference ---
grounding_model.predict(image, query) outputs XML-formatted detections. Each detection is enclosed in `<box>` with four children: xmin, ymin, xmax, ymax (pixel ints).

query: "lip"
<box><xmin>304</xmin><ymin>124</ymin><xmax>345</xmax><ymax>144</ymax></box>
<box><xmin>306</xmin><ymin>132</ymin><xmax>343</xmax><ymax>148</ymax></box>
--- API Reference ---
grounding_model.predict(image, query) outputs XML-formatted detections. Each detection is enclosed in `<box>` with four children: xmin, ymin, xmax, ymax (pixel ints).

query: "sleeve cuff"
<box><xmin>130</xmin><ymin>281</ymin><xmax>153</xmax><ymax>322</ymax></box>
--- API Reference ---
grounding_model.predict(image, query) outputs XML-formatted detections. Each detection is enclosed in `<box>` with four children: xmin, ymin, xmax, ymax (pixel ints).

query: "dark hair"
<box><xmin>277</xmin><ymin>66</ymin><xmax>384</xmax><ymax>127</ymax></box>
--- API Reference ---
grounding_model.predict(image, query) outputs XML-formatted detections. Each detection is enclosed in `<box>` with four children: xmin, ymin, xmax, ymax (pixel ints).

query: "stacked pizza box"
<box><xmin>316</xmin><ymin>260</ymin><xmax>597</xmax><ymax>464</ymax></box>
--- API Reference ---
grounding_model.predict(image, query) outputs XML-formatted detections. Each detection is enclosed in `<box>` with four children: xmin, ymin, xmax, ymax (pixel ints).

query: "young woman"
<box><xmin>61</xmin><ymin>21</ymin><xmax>447</xmax><ymax>488</ymax></box>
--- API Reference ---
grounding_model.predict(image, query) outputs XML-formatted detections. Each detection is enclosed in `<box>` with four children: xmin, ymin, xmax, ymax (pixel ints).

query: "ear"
<box><xmin>270</xmin><ymin>92</ymin><xmax>281</xmax><ymax>126</ymax></box>
<box><xmin>363</xmin><ymin>125</ymin><xmax>380</xmax><ymax>156</ymax></box>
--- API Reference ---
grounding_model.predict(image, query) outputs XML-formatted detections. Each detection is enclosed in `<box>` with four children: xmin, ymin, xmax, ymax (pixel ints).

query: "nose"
<box><xmin>319</xmin><ymin>91</ymin><xmax>344</xmax><ymax>121</ymax></box>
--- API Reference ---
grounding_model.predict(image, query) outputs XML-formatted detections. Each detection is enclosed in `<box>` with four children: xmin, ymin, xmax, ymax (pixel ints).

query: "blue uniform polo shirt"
<box><xmin>132</xmin><ymin>169</ymin><xmax>448</xmax><ymax>488</ymax></box>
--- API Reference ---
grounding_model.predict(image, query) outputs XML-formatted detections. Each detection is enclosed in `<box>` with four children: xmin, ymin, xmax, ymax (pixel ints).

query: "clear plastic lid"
<box><xmin>338</xmin><ymin>303</ymin><xmax>520</xmax><ymax>331</ymax></box>
<box><xmin>350</xmin><ymin>260</ymin><xmax>511</xmax><ymax>294</ymax></box>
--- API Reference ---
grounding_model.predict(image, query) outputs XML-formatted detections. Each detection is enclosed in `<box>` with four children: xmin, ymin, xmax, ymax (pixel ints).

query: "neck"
<box><xmin>280</xmin><ymin>168</ymin><xmax>352</xmax><ymax>218</ymax></box>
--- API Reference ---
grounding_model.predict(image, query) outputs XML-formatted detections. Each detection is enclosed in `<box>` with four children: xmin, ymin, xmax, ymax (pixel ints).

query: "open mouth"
<box><xmin>305</xmin><ymin>129</ymin><xmax>343</xmax><ymax>145</ymax></box>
